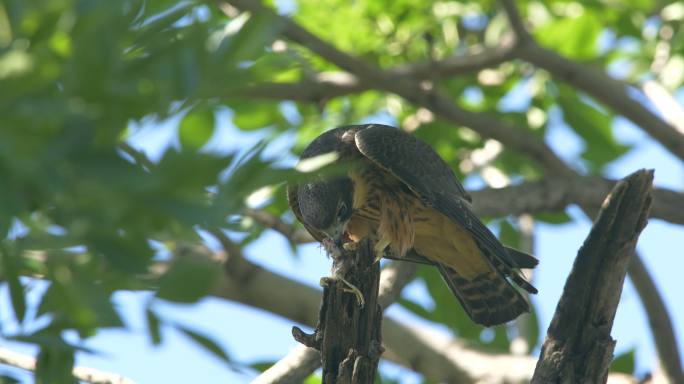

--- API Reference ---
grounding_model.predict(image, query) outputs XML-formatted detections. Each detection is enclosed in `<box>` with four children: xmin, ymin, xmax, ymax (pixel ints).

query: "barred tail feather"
<box><xmin>437</xmin><ymin>264</ymin><xmax>529</xmax><ymax>327</ymax></box>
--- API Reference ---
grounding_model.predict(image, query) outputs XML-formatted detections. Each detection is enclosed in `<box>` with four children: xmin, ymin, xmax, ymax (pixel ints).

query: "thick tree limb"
<box><xmin>226</xmin><ymin>37</ymin><xmax>516</xmax><ymax>103</ymax></box>
<box><xmin>222</xmin><ymin>0</ymin><xmax>572</xmax><ymax>176</ymax></box>
<box><xmin>250</xmin><ymin>345</ymin><xmax>320</xmax><ymax>384</ymax></box>
<box><xmin>241</xmin><ymin>178</ymin><xmax>684</xmax><ymax>250</ymax></box>
<box><xmin>471</xmin><ymin>177</ymin><xmax>684</xmax><ymax>226</ymax></box>
<box><xmin>0</xmin><ymin>347</ymin><xmax>135</xmax><ymax>384</ymax></box>
<box><xmin>532</xmin><ymin>170</ymin><xmax>653</xmax><ymax>383</ymax></box>
<box><xmin>500</xmin><ymin>0</ymin><xmax>684</xmax><ymax>163</ymax></box>
<box><xmin>203</xmin><ymin>244</ymin><xmax>639</xmax><ymax>383</ymax></box>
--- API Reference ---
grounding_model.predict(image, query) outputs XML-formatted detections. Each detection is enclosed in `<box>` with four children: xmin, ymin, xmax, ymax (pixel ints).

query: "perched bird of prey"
<box><xmin>287</xmin><ymin>124</ymin><xmax>538</xmax><ymax>326</ymax></box>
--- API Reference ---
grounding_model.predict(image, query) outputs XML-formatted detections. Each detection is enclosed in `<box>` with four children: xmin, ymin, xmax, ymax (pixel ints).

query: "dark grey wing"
<box><xmin>353</xmin><ymin>124</ymin><xmax>471</xmax><ymax>203</ymax></box>
<box><xmin>286</xmin><ymin>183</ymin><xmax>326</xmax><ymax>243</ymax></box>
<box><xmin>354</xmin><ymin>124</ymin><xmax>522</xmax><ymax>271</ymax></box>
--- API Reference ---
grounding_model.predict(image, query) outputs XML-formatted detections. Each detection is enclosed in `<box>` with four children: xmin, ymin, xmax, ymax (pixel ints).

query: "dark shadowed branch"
<box><xmin>177</xmin><ymin>241</ymin><xmax>635</xmax><ymax>383</ymax></box>
<box><xmin>532</xmin><ymin>170</ymin><xmax>653</xmax><ymax>383</ymax></box>
<box><xmin>221</xmin><ymin>0</ymin><xmax>572</xmax><ymax>176</ymax></box>
<box><xmin>241</xmin><ymin>178</ymin><xmax>684</xmax><ymax>249</ymax></box>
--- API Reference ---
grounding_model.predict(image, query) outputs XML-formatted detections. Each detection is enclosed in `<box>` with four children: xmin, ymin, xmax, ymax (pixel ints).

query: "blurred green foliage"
<box><xmin>1</xmin><ymin>0</ymin><xmax>683</xmax><ymax>381</ymax></box>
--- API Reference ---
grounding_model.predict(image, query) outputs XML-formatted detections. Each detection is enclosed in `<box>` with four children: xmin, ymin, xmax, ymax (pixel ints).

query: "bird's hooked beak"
<box><xmin>323</xmin><ymin>221</ymin><xmax>351</xmax><ymax>252</ymax></box>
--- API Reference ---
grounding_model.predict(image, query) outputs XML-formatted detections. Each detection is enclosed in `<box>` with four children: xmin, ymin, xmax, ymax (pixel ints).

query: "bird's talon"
<box><xmin>342</xmin><ymin>241</ymin><xmax>358</xmax><ymax>251</ymax></box>
<box><xmin>339</xmin><ymin>277</ymin><xmax>365</xmax><ymax>308</ymax></box>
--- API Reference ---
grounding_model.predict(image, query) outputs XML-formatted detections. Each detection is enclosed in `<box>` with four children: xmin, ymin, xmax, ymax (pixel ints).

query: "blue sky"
<box><xmin>1</xmin><ymin>94</ymin><xmax>684</xmax><ymax>383</ymax></box>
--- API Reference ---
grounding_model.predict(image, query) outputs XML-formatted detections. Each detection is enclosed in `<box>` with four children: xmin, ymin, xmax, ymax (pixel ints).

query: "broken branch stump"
<box><xmin>532</xmin><ymin>169</ymin><xmax>653</xmax><ymax>383</ymax></box>
<box><xmin>293</xmin><ymin>238</ymin><xmax>383</xmax><ymax>384</ymax></box>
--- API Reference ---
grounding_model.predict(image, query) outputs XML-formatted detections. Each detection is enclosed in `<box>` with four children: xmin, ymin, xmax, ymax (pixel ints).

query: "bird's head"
<box><xmin>297</xmin><ymin>177</ymin><xmax>354</xmax><ymax>247</ymax></box>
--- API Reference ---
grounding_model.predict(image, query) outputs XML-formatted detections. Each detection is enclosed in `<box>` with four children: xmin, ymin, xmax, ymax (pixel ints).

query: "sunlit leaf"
<box><xmin>535</xmin><ymin>10</ymin><xmax>602</xmax><ymax>60</ymax></box>
<box><xmin>557</xmin><ymin>85</ymin><xmax>630</xmax><ymax>171</ymax></box>
<box><xmin>0</xmin><ymin>243</ymin><xmax>26</xmax><ymax>323</ymax></box>
<box><xmin>179</xmin><ymin>105</ymin><xmax>215</xmax><ymax>150</ymax></box>
<box><xmin>610</xmin><ymin>348</ymin><xmax>635</xmax><ymax>374</ymax></box>
<box><xmin>156</xmin><ymin>255</ymin><xmax>220</xmax><ymax>303</ymax></box>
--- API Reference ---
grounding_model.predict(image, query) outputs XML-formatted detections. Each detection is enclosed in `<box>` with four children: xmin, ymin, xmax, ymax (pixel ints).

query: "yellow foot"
<box><xmin>342</xmin><ymin>241</ymin><xmax>358</xmax><ymax>252</ymax></box>
<box><xmin>339</xmin><ymin>277</ymin><xmax>365</xmax><ymax>308</ymax></box>
<box><xmin>319</xmin><ymin>276</ymin><xmax>365</xmax><ymax>308</ymax></box>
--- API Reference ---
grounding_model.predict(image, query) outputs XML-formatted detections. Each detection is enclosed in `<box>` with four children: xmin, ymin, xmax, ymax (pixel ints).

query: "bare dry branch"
<box><xmin>533</xmin><ymin>170</ymin><xmax>653</xmax><ymax>382</ymax></box>
<box><xmin>0</xmin><ymin>347</ymin><xmax>135</xmax><ymax>384</ymax></box>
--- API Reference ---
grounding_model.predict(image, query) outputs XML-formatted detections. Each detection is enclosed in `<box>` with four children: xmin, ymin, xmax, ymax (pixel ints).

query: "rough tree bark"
<box><xmin>292</xmin><ymin>238</ymin><xmax>383</xmax><ymax>384</ymax></box>
<box><xmin>532</xmin><ymin>169</ymin><xmax>654</xmax><ymax>383</ymax></box>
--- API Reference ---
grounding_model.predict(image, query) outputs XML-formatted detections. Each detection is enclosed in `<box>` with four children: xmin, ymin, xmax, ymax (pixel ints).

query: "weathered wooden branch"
<box><xmin>292</xmin><ymin>238</ymin><xmax>383</xmax><ymax>384</ymax></box>
<box><xmin>532</xmin><ymin>169</ymin><xmax>654</xmax><ymax>383</ymax></box>
<box><xmin>0</xmin><ymin>347</ymin><xmax>134</xmax><ymax>384</ymax></box>
<box><xmin>253</xmin><ymin>261</ymin><xmax>416</xmax><ymax>384</ymax></box>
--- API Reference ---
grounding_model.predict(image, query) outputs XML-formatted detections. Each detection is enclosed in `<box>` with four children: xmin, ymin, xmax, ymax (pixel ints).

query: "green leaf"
<box><xmin>397</xmin><ymin>298</ymin><xmax>435</xmax><ymax>321</ymax></box>
<box><xmin>175</xmin><ymin>323</ymin><xmax>231</xmax><ymax>364</ymax></box>
<box><xmin>218</xmin><ymin>11</ymin><xmax>282</xmax><ymax>65</ymax></box>
<box><xmin>0</xmin><ymin>374</ymin><xmax>21</xmax><ymax>384</ymax></box>
<box><xmin>230</xmin><ymin>100</ymin><xmax>284</xmax><ymax>131</ymax></box>
<box><xmin>557</xmin><ymin>86</ymin><xmax>630</xmax><ymax>171</ymax></box>
<box><xmin>499</xmin><ymin>220</ymin><xmax>521</xmax><ymax>250</ymax></box>
<box><xmin>35</xmin><ymin>344</ymin><xmax>76</xmax><ymax>384</ymax></box>
<box><xmin>534</xmin><ymin>211</ymin><xmax>572</xmax><ymax>224</ymax></box>
<box><xmin>535</xmin><ymin>11</ymin><xmax>602</xmax><ymax>60</ymax></box>
<box><xmin>304</xmin><ymin>375</ymin><xmax>323</xmax><ymax>384</ymax></box>
<box><xmin>146</xmin><ymin>306</ymin><xmax>162</xmax><ymax>346</ymax></box>
<box><xmin>0</xmin><ymin>243</ymin><xmax>26</xmax><ymax>323</ymax></box>
<box><xmin>249</xmin><ymin>360</ymin><xmax>278</xmax><ymax>373</ymax></box>
<box><xmin>525</xmin><ymin>304</ymin><xmax>541</xmax><ymax>352</ymax></box>
<box><xmin>179</xmin><ymin>106</ymin><xmax>215</xmax><ymax>150</ymax></box>
<box><xmin>156</xmin><ymin>255</ymin><xmax>220</xmax><ymax>303</ymax></box>
<box><xmin>610</xmin><ymin>349</ymin><xmax>635</xmax><ymax>374</ymax></box>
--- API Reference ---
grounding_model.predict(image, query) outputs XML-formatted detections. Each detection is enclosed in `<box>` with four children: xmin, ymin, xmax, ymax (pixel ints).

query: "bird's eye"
<box><xmin>337</xmin><ymin>201</ymin><xmax>349</xmax><ymax>219</ymax></box>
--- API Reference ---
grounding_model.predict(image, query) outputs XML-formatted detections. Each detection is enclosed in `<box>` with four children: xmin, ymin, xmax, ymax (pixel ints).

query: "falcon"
<box><xmin>287</xmin><ymin>124</ymin><xmax>538</xmax><ymax>326</ymax></box>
